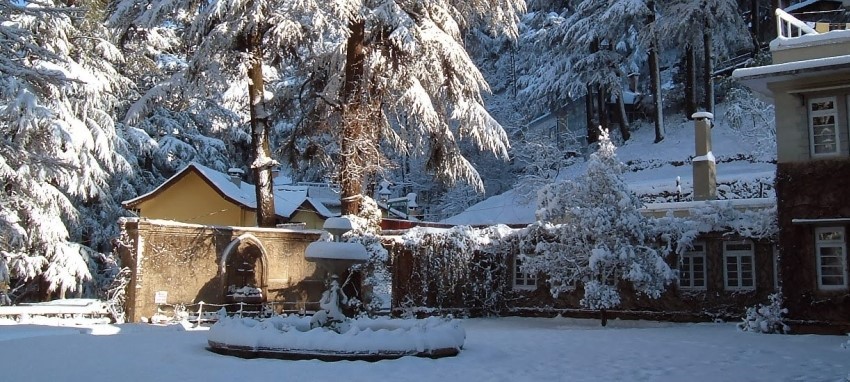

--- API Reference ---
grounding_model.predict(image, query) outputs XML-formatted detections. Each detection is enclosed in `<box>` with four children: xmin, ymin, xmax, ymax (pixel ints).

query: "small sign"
<box><xmin>154</xmin><ymin>291</ymin><xmax>168</xmax><ymax>305</ymax></box>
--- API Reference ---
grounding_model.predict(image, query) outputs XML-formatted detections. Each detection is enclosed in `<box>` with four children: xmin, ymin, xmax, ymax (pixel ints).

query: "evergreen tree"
<box><xmin>657</xmin><ymin>0</ymin><xmax>749</xmax><ymax>114</ymax></box>
<box><xmin>1</xmin><ymin>0</ymin><xmax>133</xmax><ymax>299</ymax></box>
<box><xmin>525</xmin><ymin>130</ymin><xmax>674</xmax><ymax>310</ymax></box>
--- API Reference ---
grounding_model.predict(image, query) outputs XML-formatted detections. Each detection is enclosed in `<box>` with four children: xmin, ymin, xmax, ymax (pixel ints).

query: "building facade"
<box><xmin>734</xmin><ymin>9</ymin><xmax>850</xmax><ymax>331</ymax></box>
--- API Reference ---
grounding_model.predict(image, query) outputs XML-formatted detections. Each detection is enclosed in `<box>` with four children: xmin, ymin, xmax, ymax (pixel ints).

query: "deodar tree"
<box><xmin>108</xmin><ymin>0</ymin><xmax>316</xmax><ymax>226</ymax></box>
<box><xmin>278</xmin><ymin>0</ymin><xmax>525</xmax><ymax>215</ymax></box>
<box><xmin>1</xmin><ymin>0</ymin><xmax>133</xmax><ymax>300</ymax></box>
<box><xmin>657</xmin><ymin>0</ymin><xmax>749</xmax><ymax>115</ymax></box>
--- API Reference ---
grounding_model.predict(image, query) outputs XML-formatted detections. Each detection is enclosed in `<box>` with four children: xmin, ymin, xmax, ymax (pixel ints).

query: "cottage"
<box><xmin>734</xmin><ymin>8</ymin><xmax>850</xmax><ymax>331</ymax></box>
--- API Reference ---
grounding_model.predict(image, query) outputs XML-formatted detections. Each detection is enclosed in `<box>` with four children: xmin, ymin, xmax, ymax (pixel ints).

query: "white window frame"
<box><xmin>679</xmin><ymin>242</ymin><xmax>707</xmax><ymax>290</ymax></box>
<box><xmin>808</xmin><ymin>97</ymin><xmax>840</xmax><ymax>157</ymax></box>
<box><xmin>724</xmin><ymin>240</ymin><xmax>756</xmax><ymax>291</ymax></box>
<box><xmin>815</xmin><ymin>226</ymin><xmax>848</xmax><ymax>291</ymax></box>
<box><xmin>513</xmin><ymin>256</ymin><xmax>537</xmax><ymax>291</ymax></box>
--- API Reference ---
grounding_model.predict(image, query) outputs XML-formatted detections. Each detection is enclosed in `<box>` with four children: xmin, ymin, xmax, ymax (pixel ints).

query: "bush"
<box><xmin>738</xmin><ymin>293</ymin><xmax>790</xmax><ymax>334</ymax></box>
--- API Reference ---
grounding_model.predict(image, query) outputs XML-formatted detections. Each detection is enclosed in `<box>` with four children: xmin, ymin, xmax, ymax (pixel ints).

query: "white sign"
<box><xmin>154</xmin><ymin>291</ymin><xmax>168</xmax><ymax>305</ymax></box>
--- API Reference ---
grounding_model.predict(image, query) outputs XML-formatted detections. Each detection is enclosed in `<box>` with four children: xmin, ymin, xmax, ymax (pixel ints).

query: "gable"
<box><xmin>126</xmin><ymin>169</ymin><xmax>252</xmax><ymax>225</ymax></box>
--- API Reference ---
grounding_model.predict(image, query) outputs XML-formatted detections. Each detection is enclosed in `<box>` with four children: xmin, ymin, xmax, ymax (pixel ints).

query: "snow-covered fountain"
<box><xmin>207</xmin><ymin>217</ymin><xmax>465</xmax><ymax>361</ymax></box>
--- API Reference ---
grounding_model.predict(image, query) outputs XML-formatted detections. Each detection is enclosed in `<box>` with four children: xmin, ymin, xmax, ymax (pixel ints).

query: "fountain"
<box><xmin>206</xmin><ymin>217</ymin><xmax>465</xmax><ymax>361</ymax></box>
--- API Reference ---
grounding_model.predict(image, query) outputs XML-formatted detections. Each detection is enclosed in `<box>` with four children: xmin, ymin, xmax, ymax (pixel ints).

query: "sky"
<box><xmin>1</xmin><ymin>316</ymin><xmax>848</xmax><ymax>382</ymax></box>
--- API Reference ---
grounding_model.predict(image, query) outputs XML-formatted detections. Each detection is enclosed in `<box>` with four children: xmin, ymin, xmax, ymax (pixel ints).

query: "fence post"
<box><xmin>195</xmin><ymin>301</ymin><xmax>204</xmax><ymax>327</ymax></box>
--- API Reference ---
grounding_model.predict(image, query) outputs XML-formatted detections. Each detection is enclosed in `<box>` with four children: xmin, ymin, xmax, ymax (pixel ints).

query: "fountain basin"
<box><xmin>207</xmin><ymin>315</ymin><xmax>465</xmax><ymax>361</ymax></box>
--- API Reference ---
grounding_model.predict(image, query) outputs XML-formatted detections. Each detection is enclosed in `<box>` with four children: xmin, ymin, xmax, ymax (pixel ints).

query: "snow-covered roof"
<box><xmin>732</xmin><ymin>54</ymin><xmax>850</xmax><ymax>97</ymax></box>
<box><xmin>123</xmin><ymin>162</ymin><xmax>339</xmax><ymax>219</ymax></box>
<box><xmin>642</xmin><ymin>198</ymin><xmax>775</xmax><ymax>215</ymax></box>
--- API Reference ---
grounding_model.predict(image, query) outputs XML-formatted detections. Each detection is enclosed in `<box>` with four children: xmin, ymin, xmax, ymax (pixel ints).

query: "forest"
<box><xmin>0</xmin><ymin>0</ymin><xmax>785</xmax><ymax>302</ymax></box>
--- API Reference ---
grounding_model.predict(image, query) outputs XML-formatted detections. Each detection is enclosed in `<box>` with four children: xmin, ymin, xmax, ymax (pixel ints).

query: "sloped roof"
<box><xmin>122</xmin><ymin>162</ymin><xmax>338</xmax><ymax>219</ymax></box>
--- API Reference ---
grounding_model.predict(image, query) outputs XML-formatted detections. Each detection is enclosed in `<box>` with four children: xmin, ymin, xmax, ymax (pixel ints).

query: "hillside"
<box><xmin>443</xmin><ymin>102</ymin><xmax>776</xmax><ymax>226</ymax></box>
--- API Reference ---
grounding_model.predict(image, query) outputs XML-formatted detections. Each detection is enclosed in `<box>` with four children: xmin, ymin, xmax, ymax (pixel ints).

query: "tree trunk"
<box><xmin>615</xmin><ymin>94</ymin><xmax>631</xmax><ymax>141</ymax></box>
<box><xmin>340</xmin><ymin>20</ymin><xmax>367</xmax><ymax>216</ymax></box>
<box><xmin>685</xmin><ymin>46</ymin><xmax>697</xmax><ymax>118</ymax></box>
<box><xmin>703</xmin><ymin>28</ymin><xmax>714</xmax><ymax>114</ymax></box>
<box><xmin>596</xmin><ymin>85</ymin><xmax>609</xmax><ymax>134</ymax></box>
<box><xmin>647</xmin><ymin>1</ymin><xmax>665</xmax><ymax>143</ymax></box>
<box><xmin>247</xmin><ymin>30</ymin><xmax>276</xmax><ymax>227</ymax></box>
<box><xmin>585</xmin><ymin>86</ymin><xmax>598</xmax><ymax>144</ymax></box>
<box><xmin>751</xmin><ymin>0</ymin><xmax>760</xmax><ymax>48</ymax></box>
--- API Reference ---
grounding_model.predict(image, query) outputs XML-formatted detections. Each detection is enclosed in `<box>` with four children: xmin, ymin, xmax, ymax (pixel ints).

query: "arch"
<box><xmin>219</xmin><ymin>233</ymin><xmax>270</xmax><ymax>301</ymax></box>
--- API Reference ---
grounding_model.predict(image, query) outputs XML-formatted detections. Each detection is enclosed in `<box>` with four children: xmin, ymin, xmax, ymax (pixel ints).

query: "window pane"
<box><xmin>726</xmin><ymin>243</ymin><xmax>753</xmax><ymax>251</ymax></box>
<box><xmin>822</xmin><ymin>275</ymin><xmax>844</xmax><ymax>286</ymax></box>
<box><xmin>812</xmin><ymin>115</ymin><xmax>835</xmax><ymax>126</ymax></box>
<box><xmin>811</xmin><ymin>100</ymin><xmax>834</xmax><ymax>111</ymax></box>
<box><xmin>818</xmin><ymin>231</ymin><xmax>844</xmax><ymax>241</ymax></box>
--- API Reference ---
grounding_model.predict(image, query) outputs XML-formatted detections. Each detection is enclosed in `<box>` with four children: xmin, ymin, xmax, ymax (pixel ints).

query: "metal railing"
<box><xmin>154</xmin><ymin>300</ymin><xmax>324</xmax><ymax>324</ymax></box>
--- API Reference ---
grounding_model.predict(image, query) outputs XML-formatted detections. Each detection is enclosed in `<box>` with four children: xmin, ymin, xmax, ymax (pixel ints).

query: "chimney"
<box><xmin>692</xmin><ymin>112</ymin><xmax>716</xmax><ymax>201</ymax></box>
<box><xmin>227</xmin><ymin>167</ymin><xmax>244</xmax><ymax>187</ymax></box>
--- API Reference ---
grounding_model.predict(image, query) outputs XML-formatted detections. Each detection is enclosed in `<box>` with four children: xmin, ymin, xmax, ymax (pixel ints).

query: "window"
<box><xmin>724</xmin><ymin>240</ymin><xmax>755</xmax><ymax>291</ymax></box>
<box><xmin>513</xmin><ymin>256</ymin><xmax>537</xmax><ymax>290</ymax></box>
<box><xmin>680</xmin><ymin>243</ymin><xmax>707</xmax><ymax>290</ymax></box>
<box><xmin>808</xmin><ymin>97</ymin><xmax>840</xmax><ymax>156</ymax></box>
<box><xmin>815</xmin><ymin>227</ymin><xmax>847</xmax><ymax>290</ymax></box>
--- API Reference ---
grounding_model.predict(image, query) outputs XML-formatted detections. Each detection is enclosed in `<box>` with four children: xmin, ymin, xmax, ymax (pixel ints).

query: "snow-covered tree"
<box><xmin>723</xmin><ymin>85</ymin><xmax>776</xmax><ymax>161</ymax></box>
<box><xmin>108</xmin><ymin>0</ymin><xmax>305</xmax><ymax>226</ymax></box>
<box><xmin>657</xmin><ymin>0</ymin><xmax>749</xmax><ymax>114</ymax></box>
<box><xmin>521</xmin><ymin>1</ymin><xmax>656</xmax><ymax>143</ymax></box>
<box><xmin>112</xmin><ymin>0</ymin><xmax>524</xmax><ymax>219</ymax></box>
<box><xmin>273</xmin><ymin>0</ymin><xmax>524</xmax><ymax>215</ymax></box>
<box><xmin>525</xmin><ymin>130</ymin><xmax>675</xmax><ymax>310</ymax></box>
<box><xmin>1</xmin><ymin>0</ymin><xmax>134</xmax><ymax>299</ymax></box>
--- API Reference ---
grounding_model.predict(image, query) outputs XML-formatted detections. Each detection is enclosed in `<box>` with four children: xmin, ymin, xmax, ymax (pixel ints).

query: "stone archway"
<box><xmin>220</xmin><ymin>234</ymin><xmax>269</xmax><ymax>303</ymax></box>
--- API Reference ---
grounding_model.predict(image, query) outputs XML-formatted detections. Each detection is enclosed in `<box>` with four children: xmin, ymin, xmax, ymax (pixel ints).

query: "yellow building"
<box><xmin>122</xmin><ymin>163</ymin><xmax>337</xmax><ymax>229</ymax></box>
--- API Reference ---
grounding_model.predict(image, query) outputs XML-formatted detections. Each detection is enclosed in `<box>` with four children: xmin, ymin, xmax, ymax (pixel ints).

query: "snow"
<box><xmin>692</xmin><ymin>151</ymin><xmax>716</xmax><ymax>163</ymax></box>
<box><xmin>208</xmin><ymin>315</ymin><xmax>465</xmax><ymax>355</ymax></box>
<box><xmin>445</xmin><ymin>113</ymin><xmax>775</xmax><ymax>226</ymax></box>
<box><xmin>323</xmin><ymin>216</ymin><xmax>355</xmax><ymax>232</ymax></box>
<box><xmin>1</xmin><ymin>317</ymin><xmax>849</xmax><ymax>381</ymax></box>
<box><xmin>305</xmin><ymin>242</ymin><xmax>370</xmax><ymax>262</ymax></box>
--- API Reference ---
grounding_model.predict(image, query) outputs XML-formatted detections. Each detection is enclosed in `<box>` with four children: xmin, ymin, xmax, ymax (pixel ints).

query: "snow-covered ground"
<box><xmin>2</xmin><ymin>317</ymin><xmax>848</xmax><ymax>382</ymax></box>
<box><xmin>445</xmin><ymin>106</ymin><xmax>775</xmax><ymax>226</ymax></box>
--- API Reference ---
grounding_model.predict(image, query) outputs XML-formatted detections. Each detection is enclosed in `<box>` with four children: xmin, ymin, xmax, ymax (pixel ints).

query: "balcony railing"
<box><xmin>776</xmin><ymin>8</ymin><xmax>819</xmax><ymax>38</ymax></box>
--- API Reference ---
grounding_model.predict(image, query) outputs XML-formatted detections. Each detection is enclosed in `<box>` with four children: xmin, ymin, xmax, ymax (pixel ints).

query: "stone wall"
<box><xmin>117</xmin><ymin>219</ymin><xmax>323</xmax><ymax>323</ymax></box>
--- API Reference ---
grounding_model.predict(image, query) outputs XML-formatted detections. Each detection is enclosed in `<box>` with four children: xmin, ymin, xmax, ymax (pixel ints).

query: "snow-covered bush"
<box><xmin>738</xmin><ymin>293</ymin><xmax>790</xmax><ymax>334</ymax></box>
<box><xmin>527</xmin><ymin>130</ymin><xmax>675</xmax><ymax>310</ymax></box>
<box><xmin>399</xmin><ymin>225</ymin><xmax>513</xmax><ymax>315</ymax></box>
